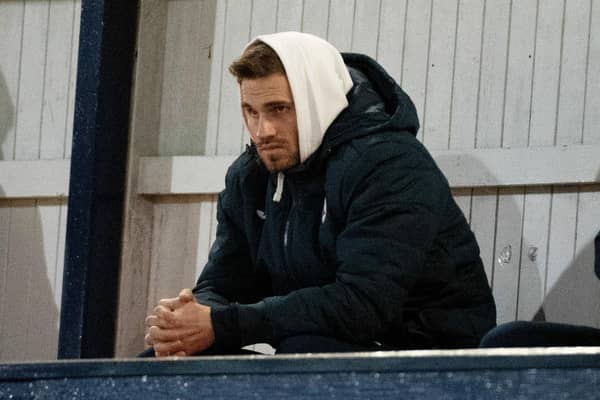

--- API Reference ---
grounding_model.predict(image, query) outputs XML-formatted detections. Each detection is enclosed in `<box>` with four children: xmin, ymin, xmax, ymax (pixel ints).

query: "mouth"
<box><xmin>256</xmin><ymin>143</ymin><xmax>284</xmax><ymax>152</ymax></box>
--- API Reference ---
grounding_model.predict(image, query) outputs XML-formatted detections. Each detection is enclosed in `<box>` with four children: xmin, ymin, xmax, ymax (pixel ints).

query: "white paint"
<box><xmin>0</xmin><ymin>159</ymin><xmax>70</xmax><ymax>199</ymax></box>
<box><xmin>138</xmin><ymin>145</ymin><xmax>600</xmax><ymax>195</ymax></box>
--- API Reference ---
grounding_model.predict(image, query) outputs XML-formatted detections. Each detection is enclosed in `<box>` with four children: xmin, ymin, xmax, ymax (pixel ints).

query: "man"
<box><xmin>144</xmin><ymin>32</ymin><xmax>496</xmax><ymax>357</ymax></box>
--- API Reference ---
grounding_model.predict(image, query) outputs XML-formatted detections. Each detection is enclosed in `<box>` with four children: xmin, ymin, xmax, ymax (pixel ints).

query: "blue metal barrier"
<box><xmin>1</xmin><ymin>348</ymin><xmax>599</xmax><ymax>399</ymax></box>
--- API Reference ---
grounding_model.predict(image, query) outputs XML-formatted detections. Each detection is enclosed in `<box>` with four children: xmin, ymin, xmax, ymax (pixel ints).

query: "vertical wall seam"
<box><xmin>375</xmin><ymin>0</ymin><xmax>383</xmax><ymax>60</ymax></box>
<box><xmin>38</xmin><ymin>1</ymin><xmax>52</xmax><ymax>159</ymax></box>
<box><xmin>350</xmin><ymin>0</ymin><xmax>358</xmax><ymax>51</ymax></box>
<box><xmin>399</xmin><ymin>0</ymin><xmax>409</xmax><ymax>85</ymax></box>
<box><xmin>500</xmin><ymin>0</ymin><xmax>513</xmax><ymax>148</ymax></box>
<box><xmin>514</xmin><ymin>187</ymin><xmax>527</xmax><ymax>320</ymax></box>
<box><xmin>542</xmin><ymin>186</ymin><xmax>554</xmax><ymax>296</ymax></box>
<box><xmin>62</xmin><ymin>0</ymin><xmax>77</xmax><ymax>159</ymax></box>
<box><xmin>489</xmin><ymin>188</ymin><xmax>500</xmax><ymax>290</ymax></box>
<box><xmin>0</xmin><ymin>205</ymin><xmax>13</xmax><ymax>359</ymax></box>
<box><xmin>420</xmin><ymin>0</ymin><xmax>434</xmax><ymax>144</ymax></box>
<box><xmin>553</xmin><ymin>0</ymin><xmax>567</xmax><ymax>146</ymax></box>
<box><xmin>580</xmin><ymin>0</ymin><xmax>593</xmax><ymax>145</ymax></box>
<box><xmin>447</xmin><ymin>0</ymin><xmax>460</xmax><ymax>149</ymax></box>
<box><xmin>215</xmin><ymin>0</ymin><xmax>229</xmax><ymax>156</ymax></box>
<box><xmin>473</xmin><ymin>0</ymin><xmax>486</xmax><ymax>149</ymax></box>
<box><xmin>527</xmin><ymin>0</ymin><xmax>541</xmax><ymax>147</ymax></box>
<box><xmin>13</xmin><ymin>1</ymin><xmax>27</xmax><ymax>160</ymax></box>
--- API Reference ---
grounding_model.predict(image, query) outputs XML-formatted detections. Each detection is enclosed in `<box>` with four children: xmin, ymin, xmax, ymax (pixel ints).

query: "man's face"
<box><xmin>240</xmin><ymin>73</ymin><xmax>299</xmax><ymax>173</ymax></box>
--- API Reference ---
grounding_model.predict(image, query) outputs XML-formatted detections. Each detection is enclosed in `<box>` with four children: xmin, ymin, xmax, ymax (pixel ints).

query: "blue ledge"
<box><xmin>1</xmin><ymin>348</ymin><xmax>599</xmax><ymax>399</ymax></box>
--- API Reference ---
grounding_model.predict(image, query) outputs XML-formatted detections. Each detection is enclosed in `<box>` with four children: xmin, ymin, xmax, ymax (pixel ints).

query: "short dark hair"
<box><xmin>228</xmin><ymin>41</ymin><xmax>286</xmax><ymax>83</ymax></box>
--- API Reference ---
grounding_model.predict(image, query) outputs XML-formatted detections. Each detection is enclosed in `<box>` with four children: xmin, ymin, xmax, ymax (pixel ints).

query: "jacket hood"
<box><xmin>323</xmin><ymin>53</ymin><xmax>420</xmax><ymax>151</ymax></box>
<box><xmin>253</xmin><ymin>32</ymin><xmax>354</xmax><ymax>163</ymax></box>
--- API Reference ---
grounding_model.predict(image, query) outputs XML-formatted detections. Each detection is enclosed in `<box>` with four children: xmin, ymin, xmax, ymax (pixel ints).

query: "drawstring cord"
<box><xmin>273</xmin><ymin>172</ymin><xmax>285</xmax><ymax>202</ymax></box>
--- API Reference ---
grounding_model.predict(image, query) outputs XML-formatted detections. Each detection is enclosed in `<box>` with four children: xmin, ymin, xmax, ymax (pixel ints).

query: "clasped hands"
<box><xmin>144</xmin><ymin>288</ymin><xmax>215</xmax><ymax>357</ymax></box>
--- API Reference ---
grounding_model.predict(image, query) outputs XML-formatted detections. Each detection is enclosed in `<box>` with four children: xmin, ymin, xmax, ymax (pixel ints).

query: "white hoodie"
<box><xmin>246</xmin><ymin>32</ymin><xmax>354</xmax><ymax>201</ymax></box>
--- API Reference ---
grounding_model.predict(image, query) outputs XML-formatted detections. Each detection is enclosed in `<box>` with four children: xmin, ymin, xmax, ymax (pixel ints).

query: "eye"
<box><xmin>272</xmin><ymin>105</ymin><xmax>289</xmax><ymax>114</ymax></box>
<box><xmin>244</xmin><ymin>107</ymin><xmax>258</xmax><ymax>118</ymax></box>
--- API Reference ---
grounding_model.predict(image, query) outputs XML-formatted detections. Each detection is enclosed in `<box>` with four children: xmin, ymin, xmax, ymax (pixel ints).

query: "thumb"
<box><xmin>178</xmin><ymin>288</ymin><xmax>195</xmax><ymax>303</ymax></box>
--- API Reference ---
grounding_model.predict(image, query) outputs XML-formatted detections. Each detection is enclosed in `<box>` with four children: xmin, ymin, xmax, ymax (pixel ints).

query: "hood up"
<box><xmin>253</xmin><ymin>31</ymin><xmax>354</xmax><ymax>164</ymax></box>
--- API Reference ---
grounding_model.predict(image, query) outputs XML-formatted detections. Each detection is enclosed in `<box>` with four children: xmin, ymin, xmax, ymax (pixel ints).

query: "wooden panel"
<box><xmin>492</xmin><ymin>188</ymin><xmax>525</xmax><ymax>323</ymax></box>
<box><xmin>476</xmin><ymin>0</ymin><xmax>509</xmax><ymax>149</ymax></box>
<box><xmin>470</xmin><ymin>188</ymin><xmax>497</xmax><ymax>286</ymax></box>
<box><xmin>250</xmin><ymin>0</ymin><xmax>277</xmax><ymax>37</ymax></box>
<box><xmin>556</xmin><ymin>0</ymin><xmax>590</xmax><ymax>145</ymax></box>
<box><xmin>138</xmin><ymin>145</ymin><xmax>600</xmax><ymax>195</ymax></box>
<box><xmin>15</xmin><ymin>2</ymin><xmax>49</xmax><ymax>160</ymax></box>
<box><xmin>448</xmin><ymin>0</ymin><xmax>483</xmax><ymax>150</ymax></box>
<box><xmin>569</xmin><ymin>186</ymin><xmax>600</xmax><ymax>328</ymax></box>
<box><xmin>158</xmin><ymin>0</ymin><xmax>214</xmax><ymax>156</ymax></box>
<box><xmin>0</xmin><ymin>201</ymin><xmax>46</xmax><ymax>360</ymax></box>
<box><xmin>529</xmin><ymin>0</ymin><xmax>562</xmax><ymax>146</ymax></box>
<box><xmin>517</xmin><ymin>187</ymin><xmax>552</xmax><ymax>321</ymax></box>
<box><xmin>301</xmin><ymin>0</ymin><xmax>330</xmax><ymax>38</ymax></box>
<box><xmin>401</xmin><ymin>0</ymin><xmax>432</xmax><ymax>142</ymax></box>
<box><xmin>351</xmin><ymin>0</ymin><xmax>381</xmax><ymax>55</ymax></box>
<box><xmin>0</xmin><ymin>201</ymin><xmax>10</xmax><ymax>358</ymax></box>
<box><xmin>40</xmin><ymin>0</ymin><xmax>76</xmax><ymax>159</ymax></box>
<box><xmin>0</xmin><ymin>1</ymin><xmax>24</xmax><ymax>160</ymax></box>
<box><xmin>327</xmin><ymin>0</ymin><xmax>355</xmax><ymax>52</ymax></box>
<box><xmin>376</xmin><ymin>0</ymin><xmax>407</xmax><ymax>81</ymax></box>
<box><xmin>64</xmin><ymin>0</ymin><xmax>81</xmax><ymax>159</ymax></box>
<box><xmin>216</xmin><ymin>0</ymin><xmax>252</xmax><ymax>156</ymax></box>
<box><xmin>422</xmin><ymin>0</ymin><xmax>457</xmax><ymax>150</ymax></box>
<box><xmin>0</xmin><ymin>160</ymin><xmax>69</xmax><ymax>198</ymax></box>
<box><xmin>33</xmin><ymin>199</ymin><xmax>65</xmax><ymax>359</ymax></box>
<box><xmin>195</xmin><ymin>196</ymin><xmax>217</xmax><ymax>279</ymax></box>
<box><xmin>276</xmin><ymin>0</ymin><xmax>303</xmax><ymax>31</ymax></box>
<box><xmin>204</xmin><ymin>0</ymin><xmax>227</xmax><ymax>156</ymax></box>
<box><xmin>544</xmin><ymin>186</ymin><xmax>578</xmax><ymax>323</ymax></box>
<box><xmin>583</xmin><ymin>0</ymin><xmax>600</xmax><ymax>145</ymax></box>
<box><xmin>502</xmin><ymin>0</ymin><xmax>536</xmax><ymax>148</ymax></box>
<box><xmin>147</xmin><ymin>199</ymin><xmax>202</xmax><ymax>313</ymax></box>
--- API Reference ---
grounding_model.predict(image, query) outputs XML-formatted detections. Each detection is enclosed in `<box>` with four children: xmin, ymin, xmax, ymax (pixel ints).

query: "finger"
<box><xmin>154</xmin><ymin>339</ymin><xmax>185</xmax><ymax>355</ymax></box>
<box><xmin>145</xmin><ymin>315</ymin><xmax>160</xmax><ymax>327</ymax></box>
<box><xmin>147</xmin><ymin>326</ymin><xmax>197</xmax><ymax>343</ymax></box>
<box><xmin>145</xmin><ymin>332</ymin><xmax>154</xmax><ymax>346</ymax></box>
<box><xmin>158</xmin><ymin>296</ymin><xmax>180</xmax><ymax>310</ymax></box>
<box><xmin>172</xmin><ymin>351</ymin><xmax>186</xmax><ymax>357</ymax></box>
<box><xmin>152</xmin><ymin>305</ymin><xmax>177</xmax><ymax>327</ymax></box>
<box><xmin>178</xmin><ymin>288</ymin><xmax>195</xmax><ymax>303</ymax></box>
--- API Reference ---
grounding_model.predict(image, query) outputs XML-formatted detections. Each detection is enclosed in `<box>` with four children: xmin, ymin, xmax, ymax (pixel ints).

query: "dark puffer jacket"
<box><xmin>193</xmin><ymin>53</ymin><xmax>496</xmax><ymax>350</ymax></box>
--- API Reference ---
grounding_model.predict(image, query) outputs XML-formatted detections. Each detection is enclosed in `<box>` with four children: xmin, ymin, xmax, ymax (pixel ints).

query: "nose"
<box><xmin>257</xmin><ymin>115</ymin><xmax>276</xmax><ymax>138</ymax></box>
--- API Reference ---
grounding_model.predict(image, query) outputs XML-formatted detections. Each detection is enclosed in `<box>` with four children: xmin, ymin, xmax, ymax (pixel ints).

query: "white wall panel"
<box><xmin>529</xmin><ymin>0</ymin><xmax>562</xmax><ymax>147</ymax></box>
<box><xmin>556</xmin><ymin>0</ymin><xmax>591</xmax><ymax>145</ymax></box>
<box><xmin>351</xmin><ymin>0</ymin><xmax>381</xmax><ymax>55</ymax></box>
<box><xmin>301</xmin><ymin>0</ymin><xmax>329</xmax><ymax>39</ymax></box>
<box><xmin>423</xmin><ymin>0</ymin><xmax>457</xmax><ymax>150</ymax></box>
<box><xmin>517</xmin><ymin>187</ymin><xmax>552</xmax><ymax>321</ymax></box>
<box><xmin>376</xmin><ymin>0</ymin><xmax>406</xmax><ymax>82</ymax></box>
<box><xmin>277</xmin><ymin>0</ymin><xmax>303</xmax><ymax>31</ymax></box>
<box><xmin>448</xmin><ymin>0</ymin><xmax>483</xmax><ymax>150</ymax></box>
<box><xmin>327</xmin><ymin>0</ymin><xmax>355</xmax><ymax>52</ymax></box>
<box><xmin>401</xmin><ymin>0</ymin><xmax>432</xmax><ymax>142</ymax></box>
<box><xmin>583</xmin><ymin>0</ymin><xmax>600</xmax><ymax>145</ymax></box>
<box><xmin>0</xmin><ymin>0</ymin><xmax>80</xmax><ymax>361</ymax></box>
<box><xmin>502</xmin><ymin>0</ymin><xmax>536</xmax><ymax>148</ymax></box>
<box><xmin>476</xmin><ymin>0</ymin><xmax>509</xmax><ymax>149</ymax></box>
<box><xmin>216</xmin><ymin>0</ymin><xmax>252</xmax><ymax>156</ymax></box>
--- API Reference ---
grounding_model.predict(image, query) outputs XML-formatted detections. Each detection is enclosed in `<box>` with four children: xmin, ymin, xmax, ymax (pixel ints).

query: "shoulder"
<box><xmin>326</xmin><ymin>131</ymin><xmax>440</xmax><ymax>184</ymax></box>
<box><xmin>324</xmin><ymin>131</ymin><xmax>449</xmax><ymax>212</ymax></box>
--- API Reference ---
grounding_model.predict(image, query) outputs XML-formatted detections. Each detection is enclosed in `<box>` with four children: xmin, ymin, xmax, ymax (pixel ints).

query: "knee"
<box><xmin>479</xmin><ymin>321</ymin><xmax>533</xmax><ymax>348</ymax></box>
